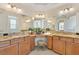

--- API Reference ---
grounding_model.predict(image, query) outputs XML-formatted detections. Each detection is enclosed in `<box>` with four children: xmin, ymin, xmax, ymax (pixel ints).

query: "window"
<box><xmin>33</xmin><ymin>19</ymin><xmax>47</xmax><ymax>28</ymax></box>
<box><xmin>59</xmin><ymin>22</ymin><xmax>64</xmax><ymax>30</ymax></box>
<box><xmin>33</xmin><ymin>20</ymin><xmax>41</xmax><ymax>28</ymax></box>
<box><xmin>9</xmin><ymin>16</ymin><xmax>17</xmax><ymax>29</ymax></box>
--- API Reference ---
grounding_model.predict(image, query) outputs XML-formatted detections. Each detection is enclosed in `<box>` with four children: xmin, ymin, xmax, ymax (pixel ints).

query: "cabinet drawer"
<box><xmin>53</xmin><ymin>36</ymin><xmax>59</xmax><ymax>40</ymax></box>
<box><xmin>60</xmin><ymin>37</ymin><xmax>74</xmax><ymax>42</ymax></box>
<box><xmin>18</xmin><ymin>37</ymin><xmax>25</xmax><ymax>42</ymax></box>
<box><xmin>11</xmin><ymin>39</ymin><xmax>19</xmax><ymax>44</ymax></box>
<box><xmin>0</xmin><ymin>41</ymin><xmax>10</xmax><ymax>47</ymax></box>
<box><xmin>11</xmin><ymin>37</ymin><xmax>25</xmax><ymax>44</ymax></box>
<box><xmin>25</xmin><ymin>36</ymin><xmax>30</xmax><ymax>40</ymax></box>
<box><xmin>47</xmin><ymin>36</ymin><xmax>53</xmax><ymax>38</ymax></box>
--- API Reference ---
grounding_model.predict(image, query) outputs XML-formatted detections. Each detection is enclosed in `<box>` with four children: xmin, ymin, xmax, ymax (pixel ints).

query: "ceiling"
<box><xmin>12</xmin><ymin>3</ymin><xmax>65</xmax><ymax>17</ymax></box>
<box><xmin>0</xmin><ymin>3</ymin><xmax>79</xmax><ymax>18</ymax></box>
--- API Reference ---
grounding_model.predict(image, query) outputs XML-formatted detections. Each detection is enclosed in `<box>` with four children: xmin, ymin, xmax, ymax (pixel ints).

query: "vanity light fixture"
<box><xmin>13</xmin><ymin>6</ymin><xmax>17</xmax><ymax>10</ymax></box>
<box><xmin>35</xmin><ymin>14</ymin><xmax>45</xmax><ymax>18</ymax></box>
<box><xmin>7</xmin><ymin>3</ymin><xmax>22</xmax><ymax>13</ymax></box>
<box><xmin>59</xmin><ymin>7</ymin><xmax>74</xmax><ymax>15</ymax></box>
<box><xmin>64</xmin><ymin>8</ymin><xmax>69</xmax><ymax>13</ymax></box>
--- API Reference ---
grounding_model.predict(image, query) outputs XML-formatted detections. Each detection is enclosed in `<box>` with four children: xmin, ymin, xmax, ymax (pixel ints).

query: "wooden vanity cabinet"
<box><xmin>53</xmin><ymin>36</ymin><xmax>65</xmax><ymax>54</ymax></box>
<box><xmin>0</xmin><ymin>35</ymin><xmax>36</xmax><ymax>55</ymax></box>
<box><xmin>47</xmin><ymin>36</ymin><xmax>53</xmax><ymax>50</ymax></box>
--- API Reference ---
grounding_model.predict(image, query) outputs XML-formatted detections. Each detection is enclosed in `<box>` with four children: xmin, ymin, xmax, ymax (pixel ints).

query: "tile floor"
<box><xmin>29</xmin><ymin>47</ymin><xmax>58</xmax><ymax>55</ymax></box>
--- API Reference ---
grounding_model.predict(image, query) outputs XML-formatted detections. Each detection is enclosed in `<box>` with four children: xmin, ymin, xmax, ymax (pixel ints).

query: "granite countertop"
<box><xmin>52</xmin><ymin>33</ymin><xmax>79</xmax><ymax>39</ymax></box>
<box><xmin>0</xmin><ymin>34</ymin><xmax>36</xmax><ymax>42</ymax></box>
<box><xmin>0</xmin><ymin>32</ymin><xmax>79</xmax><ymax>42</ymax></box>
<box><xmin>0</xmin><ymin>33</ymin><xmax>53</xmax><ymax>42</ymax></box>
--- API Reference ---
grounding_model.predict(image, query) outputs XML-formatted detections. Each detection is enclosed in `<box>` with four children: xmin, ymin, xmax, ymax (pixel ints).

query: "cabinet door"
<box><xmin>53</xmin><ymin>36</ymin><xmax>65</xmax><ymax>54</ymax></box>
<box><xmin>25</xmin><ymin>36</ymin><xmax>31</xmax><ymax>54</ymax></box>
<box><xmin>66</xmin><ymin>42</ymin><xmax>79</xmax><ymax>55</ymax></box>
<box><xmin>26</xmin><ymin>38</ymin><xmax>31</xmax><ymax>54</ymax></box>
<box><xmin>63</xmin><ymin>38</ymin><xmax>74</xmax><ymax>55</ymax></box>
<box><xmin>73</xmin><ymin>43</ymin><xmax>79</xmax><ymax>55</ymax></box>
<box><xmin>19</xmin><ymin>40</ymin><xmax>28</xmax><ymax>55</ymax></box>
<box><xmin>47</xmin><ymin>36</ymin><xmax>53</xmax><ymax>49</ymax></box>
<box><xmin>30</xmin><ymin>37</ymin><xmax>35</xmax><ymax>50</ymax></box>
<box><xmin>0</xmin><ymin>44</ymin><xmax>18</xmax><ymax>55</ymax></box>
<box><xmin>66</xmin><ymin>42</ymin><xmax>74</xmax><ymax>55</ymax></box>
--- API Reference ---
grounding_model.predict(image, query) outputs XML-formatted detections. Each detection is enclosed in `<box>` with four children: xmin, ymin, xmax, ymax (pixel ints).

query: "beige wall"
<box><xmin>0</xmin><ymin>13</ymin><xmax>8</xmax><ymax>33</ymax></box>
<box><xmin>0</xmin><ymin>12</ymin><xmax>23</xmax><ymax>33</ymax></box>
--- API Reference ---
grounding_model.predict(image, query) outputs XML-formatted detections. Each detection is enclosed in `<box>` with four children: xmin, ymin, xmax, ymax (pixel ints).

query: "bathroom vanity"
<box><xmin>0</xmin><ymin>33</ymin><xmax>79</xmax><ymax>55</ymax></box>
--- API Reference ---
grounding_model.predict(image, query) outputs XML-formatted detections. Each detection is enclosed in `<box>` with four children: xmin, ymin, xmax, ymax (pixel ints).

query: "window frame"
<box><xmin>8</xmin><ymin>16</ymin><xmax>17</xmax><ymax>30</ymax></box>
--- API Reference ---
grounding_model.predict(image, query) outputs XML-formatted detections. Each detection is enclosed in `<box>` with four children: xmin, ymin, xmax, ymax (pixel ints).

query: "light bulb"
<box><xmin>69</xmin><ymin>7</ymin><xmax>74</xmax><ymax>11</ymax></box>
<box><xmin>13</xmin><ymin>6</ymin><xmax>16</xmax><ymax>10</ymax></box>
<box><xmin>64</xmin><ymin>9</ymin><xmax>68</xmax><ymax>13</ymax></box>
<box><xmin>59</xmin><ymin>10</ymin><xmax>64</xmax><ymax>14</ymax></box>
<box><xmin>7</xmin><ymin>4</ymin><xmax>11</xmax><ymax>8</ymax></box>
